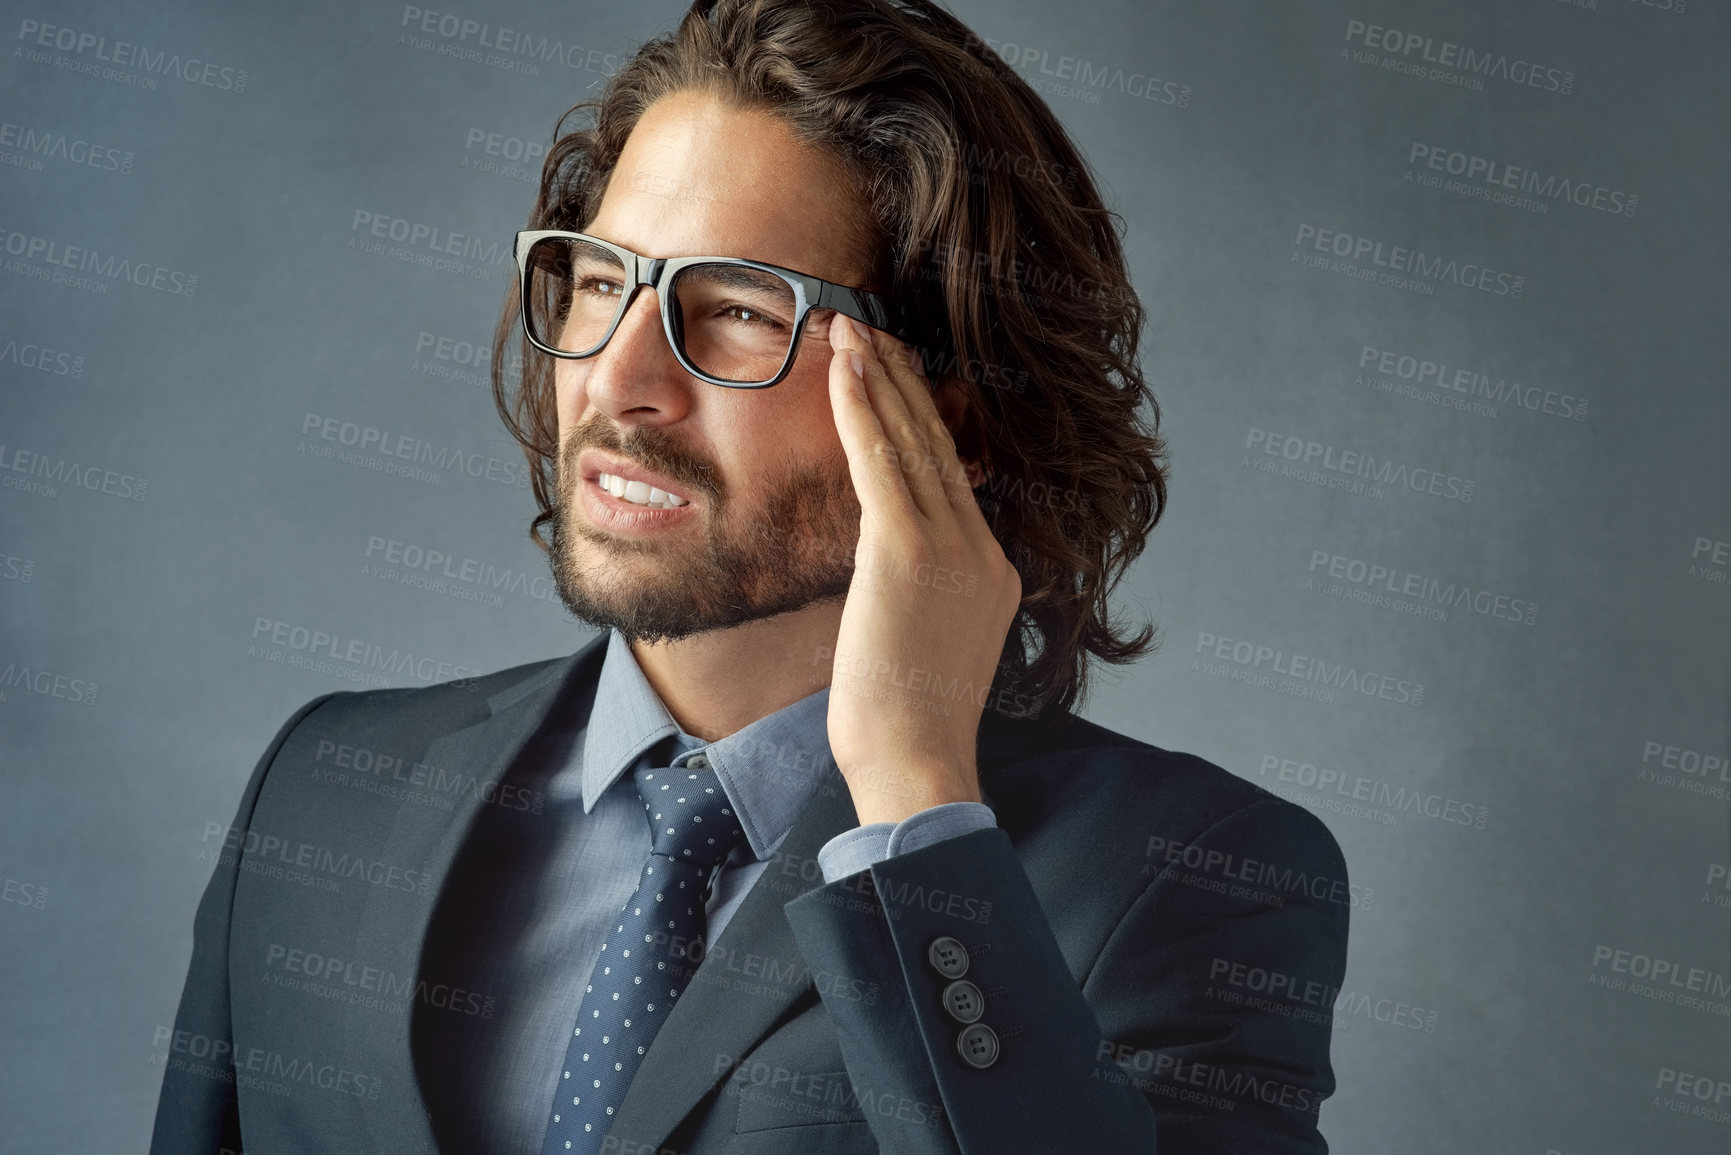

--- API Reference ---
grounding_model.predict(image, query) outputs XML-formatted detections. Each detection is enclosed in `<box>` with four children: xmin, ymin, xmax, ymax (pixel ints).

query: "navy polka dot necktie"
<box><xmin>540</xmin><ymin>764</ymin><xmax>746</xmax><ymax>1154</ymax></box>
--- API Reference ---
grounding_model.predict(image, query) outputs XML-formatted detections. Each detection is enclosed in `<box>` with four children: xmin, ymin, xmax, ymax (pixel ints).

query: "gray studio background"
<box><xmin>2</xmin><ymin>0</ymin><xmax>1727</xmax><ymax>1151</ymax></box>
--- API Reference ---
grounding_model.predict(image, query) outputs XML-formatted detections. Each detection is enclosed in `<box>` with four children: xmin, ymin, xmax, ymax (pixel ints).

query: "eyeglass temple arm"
<box><xmin>814</xmin><ymin>281</ymin><xmax>882</xmax><ymax>327</ymax></box>
<box><xmin>816</xmin><ymin>282</ymin><xmax>937</xmax><ymax>351</ymax></box>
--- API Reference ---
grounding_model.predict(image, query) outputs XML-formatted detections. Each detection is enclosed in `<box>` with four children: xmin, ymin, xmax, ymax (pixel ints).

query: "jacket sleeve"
<box><xmin>781</xmin><ymin>797</ymin><xmax>1350</xmax><ymax>1154</ymax></box>
<box><xmin>148</xmin><ymin>691</ymin><xmax>347</xmax><ymax>1155</ymax></box>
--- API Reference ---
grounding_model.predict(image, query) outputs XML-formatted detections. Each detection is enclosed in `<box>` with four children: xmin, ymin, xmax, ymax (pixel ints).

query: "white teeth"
<box><xmin>597</xmin><ymin>472</ymin><xmax>689</xmax><ymax>509</ymax></box>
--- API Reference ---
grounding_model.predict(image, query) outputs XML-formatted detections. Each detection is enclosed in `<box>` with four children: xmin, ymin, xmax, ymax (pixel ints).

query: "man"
<box><xmin>151</xmin><ymin>1</ymin><xmax>1349</xmax><ymax>1151</ymax></box>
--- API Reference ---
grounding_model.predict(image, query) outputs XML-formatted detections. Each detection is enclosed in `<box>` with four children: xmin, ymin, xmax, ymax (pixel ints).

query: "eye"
<box><xmin>576</xmin><ymin>277</ymin><xmax>624</xmax><ymax>298</ymax></box>
<box><xmin>720</xmin><ymin>302</ymin><xmax>785</xmax><ymax>329</ymax></box>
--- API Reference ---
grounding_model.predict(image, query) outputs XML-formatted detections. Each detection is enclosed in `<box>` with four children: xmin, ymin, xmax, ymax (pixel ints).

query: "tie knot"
<box><xmin>633</xmin><ymin>765</ymin><xmax>746</xmax><ymax>869</ymax></box>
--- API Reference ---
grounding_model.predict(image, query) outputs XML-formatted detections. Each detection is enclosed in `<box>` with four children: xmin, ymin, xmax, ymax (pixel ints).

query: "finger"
<box><xmin>867</xmin><ymin>329</ymin><xmax>990</xmax><ymax>525</ymax></box>
<box><xmin>831</xmin><ymin>315</ymin><xmax>946</xmax><ymax>520</ymax></box>
<box><xmin>877</xmin><ymin>334</ymin><xmax>951</xmax><ymax>449</ymax></box>
<box><xmin>827</xmin><ymin>327</ymin><xmax>919</xmax><ymax>525</ymax></box>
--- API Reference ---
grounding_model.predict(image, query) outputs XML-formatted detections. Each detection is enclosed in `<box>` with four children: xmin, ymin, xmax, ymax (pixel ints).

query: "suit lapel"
<box><xmin>344</xmin><ymin>634</ymin><xmax>609</xmax><ymax>1146</ymax></box>
<box><xmin>608</xmin><ymin>772</ymin><xmax>860</xmax><ymax>1148</ymax></box>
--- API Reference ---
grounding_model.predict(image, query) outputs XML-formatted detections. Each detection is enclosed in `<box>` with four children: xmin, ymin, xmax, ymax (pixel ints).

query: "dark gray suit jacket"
<box><xmin>150</xmin><ymin>633</ymin><xmax>1350</xmax><ymax>1153</ymax></box>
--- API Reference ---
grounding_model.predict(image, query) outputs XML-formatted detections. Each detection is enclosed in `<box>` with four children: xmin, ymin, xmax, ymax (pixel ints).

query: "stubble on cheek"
<box><xmin>543</xmin><ymin>409</ymin><xmax>861</xmax><ymax>641</ymax></box>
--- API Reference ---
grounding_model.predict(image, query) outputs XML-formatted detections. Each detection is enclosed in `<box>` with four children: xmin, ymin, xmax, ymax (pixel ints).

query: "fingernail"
<box><xmin>848</xmin><ymin>317</ymin><xmax>874</xmax><ymax>344</ymax></box>
<box><xmin>848</xmin><ymin>351</ymin><xmax>864</xmax><ymax>378</ymax></box>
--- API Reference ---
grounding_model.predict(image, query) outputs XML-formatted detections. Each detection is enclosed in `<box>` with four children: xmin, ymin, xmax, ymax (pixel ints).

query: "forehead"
<box><xmin>587</xmin><ymin>87</ymin><xmax>877</xmax><ymax>287</ymax></box>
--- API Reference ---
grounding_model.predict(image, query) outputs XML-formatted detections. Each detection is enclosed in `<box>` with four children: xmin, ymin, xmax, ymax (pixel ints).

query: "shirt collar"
<box><xmin>579</xmin><ymin>628</ymin><xmax>837</xmax><ymax>860</ymax></box>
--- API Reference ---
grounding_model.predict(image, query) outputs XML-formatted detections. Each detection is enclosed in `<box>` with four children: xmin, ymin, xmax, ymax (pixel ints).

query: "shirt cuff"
<box><xmin>816</xmin><ymin>801</ymin><xmax>998</xmax><ymax>883</ymax></box>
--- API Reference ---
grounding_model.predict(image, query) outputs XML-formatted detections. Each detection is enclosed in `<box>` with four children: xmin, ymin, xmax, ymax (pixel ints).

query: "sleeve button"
<box><xmin>941</xmin><ymin>979</ymin><xmax>984</xmax><ymax>1024</ymax></box>
<box><xmin>926</xmin><ymin>936</ymin><xmax>969</xmax><ymax>979</ymax></box>
<box><xmin>955</xmin><ymin>1022</ymin><xmax>999</xmax><ymax>1069</ymax></box>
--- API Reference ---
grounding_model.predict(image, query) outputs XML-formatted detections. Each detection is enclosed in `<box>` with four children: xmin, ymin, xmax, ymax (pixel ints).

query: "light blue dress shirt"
<box><xmin>444</xmin><ymin>628</ymin><xmax>995</xmax><ymax>1153</ymax></box>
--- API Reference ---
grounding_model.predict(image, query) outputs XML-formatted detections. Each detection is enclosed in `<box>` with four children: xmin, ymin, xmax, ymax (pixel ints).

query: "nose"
<box><xmin>576</xmin><ymin>285</ymin><xmax>695</xmax><ymax>428</ymax></box>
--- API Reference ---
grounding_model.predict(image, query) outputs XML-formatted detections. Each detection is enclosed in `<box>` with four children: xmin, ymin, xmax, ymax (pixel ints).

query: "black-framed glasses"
<box><xmin>514</xmin><ymin>229</ymin><xmax>921</xmax><ymax>388</ymax></box>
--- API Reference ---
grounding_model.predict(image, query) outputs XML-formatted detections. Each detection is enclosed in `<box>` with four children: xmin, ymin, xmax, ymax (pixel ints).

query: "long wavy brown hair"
<box><xmin>492</xmin><ymin>0</ymin><xmax>1169</xmax><ymax>718</ymax></box>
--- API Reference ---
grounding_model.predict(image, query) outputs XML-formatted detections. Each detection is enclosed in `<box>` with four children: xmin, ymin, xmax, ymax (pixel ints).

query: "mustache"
<box><xmin>561</xmin><ymin>415</ymin><xmax>721</xmax><ymax>500</ymax></box>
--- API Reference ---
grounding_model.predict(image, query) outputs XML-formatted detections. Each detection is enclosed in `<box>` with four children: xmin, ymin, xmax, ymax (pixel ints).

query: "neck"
<box><xmin>628</xmin><ymin>600</ymin><xmax>843</xmax><ymax>741</ymax></box>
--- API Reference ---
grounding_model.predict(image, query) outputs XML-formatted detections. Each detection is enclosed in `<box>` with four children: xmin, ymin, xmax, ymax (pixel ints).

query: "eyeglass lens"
<box><xmin>524</xmin><ymin>237</ymin><xmax>801</xmax><ymax>384</ymax></box>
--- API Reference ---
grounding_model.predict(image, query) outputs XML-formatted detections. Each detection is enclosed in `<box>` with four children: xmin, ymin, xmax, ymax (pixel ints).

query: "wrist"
<box><xmin>841</xmin><ymin>760</ymin><xmax>981</xmax><ymax>826</ymax></box>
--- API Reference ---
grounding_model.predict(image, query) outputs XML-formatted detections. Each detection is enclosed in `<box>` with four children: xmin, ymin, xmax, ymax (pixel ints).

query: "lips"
<box><xmin>579</xmin><ymin>449</ymin><xmax>697</xmax><ymax>511</ymax></box>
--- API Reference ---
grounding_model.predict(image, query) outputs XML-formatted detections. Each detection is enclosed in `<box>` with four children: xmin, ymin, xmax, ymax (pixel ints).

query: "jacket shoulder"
<box><xmin>339</xmin><ymin>652</ymin><xmax>567</xmax><ymax>712</ymax></box>
<box><xmin>278</xmin><ymin>643</ymin><xmax>598</xmax><ymax>739</ymax></box>
<box><xmin>248</xmin><ymin>643</ymin><xmax>603</xmax><ymax>810</ymax></box>
<box><xmin>982</xmin><ymin>709</ymin><xmax>1345</xmax><ymax>878</ymax></box>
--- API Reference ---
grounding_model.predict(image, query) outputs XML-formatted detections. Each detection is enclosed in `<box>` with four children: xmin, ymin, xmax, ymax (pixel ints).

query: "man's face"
<box><xmin>547</xmin><ymin>88</ymin><xmax>874</xmax><ymax>644</ymax></box>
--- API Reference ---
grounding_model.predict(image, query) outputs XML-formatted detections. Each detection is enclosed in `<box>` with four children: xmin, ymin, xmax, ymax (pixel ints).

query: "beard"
<box><xmin>548</xmin><ymin>414</ymin><xmax>861</xmax><ymax>644</ymax></box>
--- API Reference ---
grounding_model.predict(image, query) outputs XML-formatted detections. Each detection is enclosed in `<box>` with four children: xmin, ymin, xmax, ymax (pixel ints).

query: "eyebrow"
<box><xmin>687</xmin><ymin>264</ymin><xmax>789</xmax><ymax>293</ymax></box>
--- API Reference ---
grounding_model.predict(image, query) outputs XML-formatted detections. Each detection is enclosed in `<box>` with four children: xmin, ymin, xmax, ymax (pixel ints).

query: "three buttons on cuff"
<box><xmin>926</xmin><ymin>936</ymin><xmax>998</xmax><ymax>1069</ymax></box>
